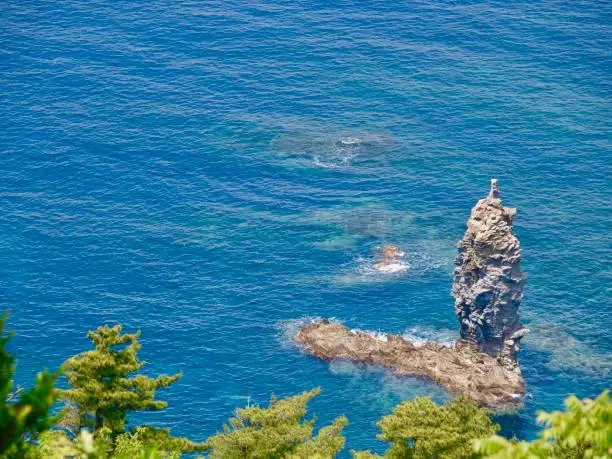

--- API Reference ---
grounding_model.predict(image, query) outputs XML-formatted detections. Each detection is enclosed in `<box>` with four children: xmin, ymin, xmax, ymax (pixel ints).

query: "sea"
<box><xmin>1</xmin><ymin>0</ymin><xmax>610</xmax><ymax>455</ymax></box>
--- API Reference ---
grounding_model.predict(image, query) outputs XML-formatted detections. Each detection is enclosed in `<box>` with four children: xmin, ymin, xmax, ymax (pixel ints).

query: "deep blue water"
<box><xmin>1</xmin><ymin>0</ymin><xmax>611</xmax><ymax>455</ymax></box>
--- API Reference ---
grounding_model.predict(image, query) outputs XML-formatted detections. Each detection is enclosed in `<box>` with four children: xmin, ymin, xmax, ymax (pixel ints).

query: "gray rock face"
<box><xmin>452</xmin><ymin>179</ymin><xmax>528</xmax><ymax>363</ymax></box>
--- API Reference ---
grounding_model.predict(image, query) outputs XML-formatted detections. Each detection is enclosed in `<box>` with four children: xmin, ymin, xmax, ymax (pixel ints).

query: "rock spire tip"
<box><xmin>489</xmin><ymin>178</ymin><xmax>500</xmax><ymax>198</ymax></box>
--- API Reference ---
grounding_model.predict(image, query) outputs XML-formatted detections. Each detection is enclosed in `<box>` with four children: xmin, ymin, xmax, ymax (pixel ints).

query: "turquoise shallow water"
<box><xmin>1</xmin><ymin>0</ymin><xmax>611</xmax><ymax>454</ymax></box>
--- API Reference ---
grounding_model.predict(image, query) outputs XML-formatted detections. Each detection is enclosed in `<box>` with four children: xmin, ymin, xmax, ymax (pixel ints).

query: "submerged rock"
<box><xmin>295</xmin><ymin>321</ymin><xmax>524</xmax><ymax>407</ymax></box>
<box><xmin>372</xmin><ymin>244</ymin><xmax>407</xmax><ymax>273</ymax></box>
<box><xmin>452</xmin><ymin>179</ymin><xmax>528</xmax><ymax>363</ymax></box>
<box><xmin>381</xmin><ymin>244</ymin><xmax>403</xmax><ymax>259</ymax></box>
<box><xmin>293</xmin><ymin>180</ymin><xmax>529</xmax><ymax>408</ymax></box>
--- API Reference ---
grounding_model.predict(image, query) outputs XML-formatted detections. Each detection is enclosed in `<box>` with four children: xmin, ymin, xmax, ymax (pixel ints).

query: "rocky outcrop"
<box><xmin>293</xmin><ymin>180</ymin><xmax>528</xmax><ymax>408</ymax></box>
<box><xmin>296</xmin><ymin>320</ymin><xmax>524</xmax><ymax>407</ymax></box>
<box><xmin>452</xmin><ymin>179</ymin><xmax>528</xmax><ymax>363</ymax></box>
<box><xmin>373</xmin><ymin>244</ymin><xmax>407</xmax><ymax>273</ymax></box>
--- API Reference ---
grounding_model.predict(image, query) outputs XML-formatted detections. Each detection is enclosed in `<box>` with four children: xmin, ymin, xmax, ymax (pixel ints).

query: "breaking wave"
<box><xmin>402</xmin><ymin>326</ymin><xmax>459</xmax><ymax>348</ymax></box>
<box><xmin>331</xmin><ymin>249</ymin><xmax>444</xmax><ymax>286</ymax></box>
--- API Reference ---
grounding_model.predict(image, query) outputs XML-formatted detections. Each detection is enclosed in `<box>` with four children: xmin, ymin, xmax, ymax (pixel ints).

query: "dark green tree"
<box><xmin>0</xmin><ymin>313</ymin><xmax>57</xmax><ymax>457</ymax></box>
<box><xmin>353</xmin><ymin>396</ymin><xmax>498</xmax><ymax>459</ymax></box>
<box><xmin>58</xmin><ymin>324</ymin><xmax>205</xmax><ymax>455</ymax></box>
<box><xmin>204</xmin><ymin>388</ymin><xmax>347</xmax><ymax>458</ymax></box>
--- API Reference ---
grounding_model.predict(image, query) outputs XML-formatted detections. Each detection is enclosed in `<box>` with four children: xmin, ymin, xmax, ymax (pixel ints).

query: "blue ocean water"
<box><xmin>1</xmin><ymin>0</ymin><xmax>611</xmax><ymax>454</ymax></box>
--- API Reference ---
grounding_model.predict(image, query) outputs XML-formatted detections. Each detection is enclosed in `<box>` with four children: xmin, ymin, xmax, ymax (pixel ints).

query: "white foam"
<box><xmin>357</xmin><ymin>256</ymin><xmax>409</xmax><ymax>276</ymax></box>
<box><xmin>373</xmin><ymin>261</ymin><xmax>409</xmax><ymax>273</ymax></box>
<box><xmin>339</xmin><ymin>137</ymin><xmax>361</xmax><ymax>146</ymax></box>
<box><xmin>331</xmin><ymin>255</ymin><xmax>409</xmax><ymax>286</ymax></box>
<box><xmin>402</xmin><ymin>326</ymin><xmax>458</xmax><ymax>348</ymax></box>
<box><xmin>357</xmin><ymin>329</ymin><xmax>389</xmax><ymax>342</ymax></box>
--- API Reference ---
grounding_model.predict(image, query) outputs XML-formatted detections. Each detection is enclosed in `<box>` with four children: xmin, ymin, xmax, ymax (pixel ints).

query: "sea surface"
<box><xmin>1</xmin><ymin>0</ymin><xmax>611</xmax><ymax>454</ymax></box>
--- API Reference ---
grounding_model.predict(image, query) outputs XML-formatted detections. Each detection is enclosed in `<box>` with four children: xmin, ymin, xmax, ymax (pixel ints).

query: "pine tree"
<box><xmin>204</xmin><ymin>388</ymin><xmax>348</xmax><ymax>458</ymax></box>
<box><xmin>59</xmin><ymin>325</ymin><xmax>181</xmax><ymax>435</ymax></box>
<box><xmin>0</xmin><ymin>312</ymin><xmax>57</xmax><ymax>457</ymax></box>
<box><xmin>58</xmin><ymin>324</ymin><xmax>206</xmax><ymax>455</ymax></box>
<box><xmin>353</xmin><ymin>396</ymin><xmax>498</xmax><ymax>459</ymax></box>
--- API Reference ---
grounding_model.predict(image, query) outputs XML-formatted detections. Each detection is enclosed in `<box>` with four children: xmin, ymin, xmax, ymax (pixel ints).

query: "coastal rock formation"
<box><xmin>296</xmin><ymin>321</ymin><xmax>524</xmax><ymax>407</ymax></box>
<box><xmin>293</xmin><ymin>180</ymin><xmax>527</xmax><ymax>408</ymax></box>
<box><xmin>452</xmin><ymin>179</ymin><xmax>528</xmax><ymax>363</ymax></box>
<box><xmin>373</xmin><ymin>244</ymin><xmax>407</xmax><ymax>273</ymax></box>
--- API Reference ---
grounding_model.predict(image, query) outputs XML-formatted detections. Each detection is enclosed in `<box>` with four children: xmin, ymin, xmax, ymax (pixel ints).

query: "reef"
<box><xmin>294</xmin><ymin>180</ymin><xmax>528</xmax><ymax>408</ymax></box>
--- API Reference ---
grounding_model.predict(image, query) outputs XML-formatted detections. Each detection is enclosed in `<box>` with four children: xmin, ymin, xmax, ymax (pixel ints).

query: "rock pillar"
<box><xmin>452</xmin><ymin>179</ymin><xmax>528</xmax><ymax>362</ymax></box>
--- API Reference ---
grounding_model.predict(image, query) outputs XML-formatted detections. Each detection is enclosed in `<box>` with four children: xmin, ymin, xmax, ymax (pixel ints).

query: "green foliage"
<box><xmin>113</xmin><ymin>427</ymin><xmax>174</xmax><ymax>459</ymax></box>
<box><xmin>474</xmin><ymin>390</ymin><xmax>612</xmax><ymax>459</ymax></box>
<box><xmin>0</xmin><ymin>312</ymin><xmax>57</xmax><ymax>457</ymax></box>
<box><xmin>58</xmin><ymin>324</ymin><xmax>182</xmax><ymax>436</ymax></box>
<box><xmin>37</xmin><ymin>428</ymin><xmax>178</xmax><ymax>459</ymax></box>
<box><xmin>353</xmin><ymin>396</ymin><xmax>498</xmax><ymax>459</ymax></box>
<box><xmin>113</xmin><ymin>426</ymin><xmax>207</xmax><ymax>458</ymax></box>
<box><xmin>37</xmin><ymin>430</ymin><xmax>103</xmax><ymax>459</ymax></box>
<box><xmin>57</xmin><ymin>324</ymin><xmax>205</xmax><ymax>456</ymax></box>
<box><xmin>204</xmin><ymin>388</ymin><xmax>347</xmax><ymax>458</ymax></box>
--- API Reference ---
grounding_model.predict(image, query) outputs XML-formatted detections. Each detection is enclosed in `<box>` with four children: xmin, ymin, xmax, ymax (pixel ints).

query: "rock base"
<box><xmin>295</xmin><ymin>320</ymin><xmax>525</xmax><ymax>408</ymax></box>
